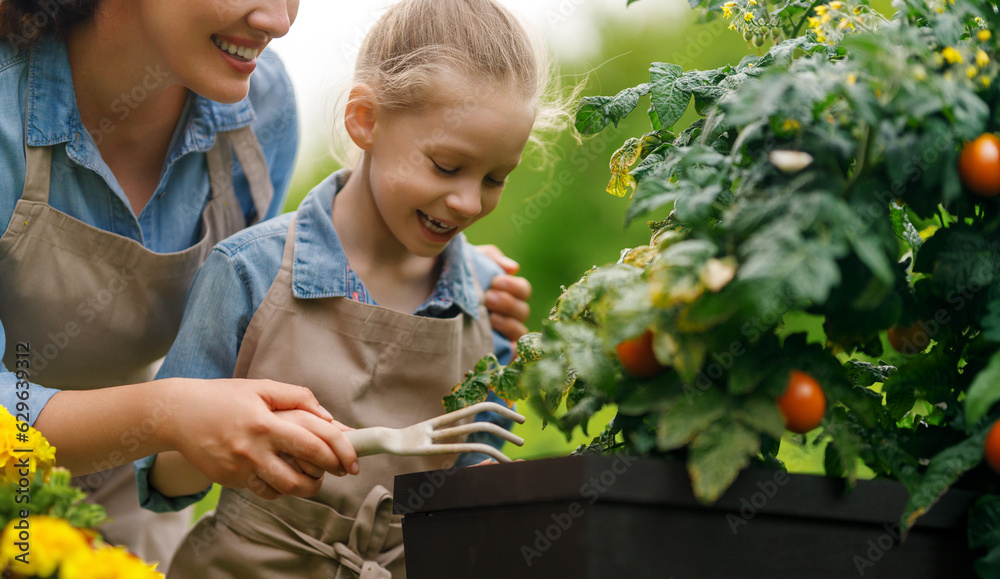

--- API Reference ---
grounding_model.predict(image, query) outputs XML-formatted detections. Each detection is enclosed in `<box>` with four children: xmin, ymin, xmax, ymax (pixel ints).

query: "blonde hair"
<box><xmin>333</xmin><ymin>0</ymin><xmax>576</xmax><ymax>166</ymax></box>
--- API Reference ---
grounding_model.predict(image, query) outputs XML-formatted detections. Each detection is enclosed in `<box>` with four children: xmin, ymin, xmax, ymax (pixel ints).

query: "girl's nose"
<box><xmin>247</xmin><ymin>0</ymin><xmax>298</xmax><ymax>39</ymax></box>
<box><xmin>446</xmin><ymin>183</ymin><xmax>483</xmax><ymax>219</ymax></box>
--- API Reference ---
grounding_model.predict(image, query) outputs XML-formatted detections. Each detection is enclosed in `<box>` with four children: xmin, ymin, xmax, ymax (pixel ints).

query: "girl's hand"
<box><xmin>476</xmin><ymin>244</ymin><xmax>532</xmax><ymax>341</ymax></box>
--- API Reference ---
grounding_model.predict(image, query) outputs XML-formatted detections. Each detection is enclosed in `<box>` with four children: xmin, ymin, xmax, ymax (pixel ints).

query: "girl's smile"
<box><xmin>212</xmin><ymin>34</ymin><xmax>266</xmax><ymax>75</ymax></box>
<box><xmin>417</xmin><ymin>210</ymin><xmax>461</xmax><ymax>243</ymax></box>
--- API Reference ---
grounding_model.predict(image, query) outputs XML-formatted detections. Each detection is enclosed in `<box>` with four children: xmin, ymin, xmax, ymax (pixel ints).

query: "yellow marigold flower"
<box><xmin>976</xmin><ymin>49</ymin><xmax>990</xmax><ymax>68</ymax></box>
<box><xmin>979</xmin><ymin>30</ymin><xmax>992</xmax><ymax>42</ymax></box>
<box><xmin>847</xmin><ymin>72</ymin><xmax>858</xmax><ymax>85</ymax></box>
<box><xmin>782</xmin><ymin>119</ymin><xmax>801</xmax><ymax>132</ymax></box>
<box><xmin>0</xmin><ymin>516</ymin><xmax>90</xmax><ymax>578</ymax></box>
<box><xmin>967</xmin><ymin>65</ymin><xmax>979</xmax><ymax>78</ymax></box>
<box><xmin>0</xmin><ymin>407</ymin><xmax>56</xmax><ymax>484</ymax></box>
<box><xmin>941</xmin><ymin>47</ymin><xmax>963</xmax><ymax>64</ymax></box>
<box><xmin>744</xmin><ymin>12</ymin><xmax>754</xmax><ymax>20</ymax></box>
<box><xmin>61</xmin><ymin>545</ymin><xmax>163</xmax><ymax>579</ymax></box>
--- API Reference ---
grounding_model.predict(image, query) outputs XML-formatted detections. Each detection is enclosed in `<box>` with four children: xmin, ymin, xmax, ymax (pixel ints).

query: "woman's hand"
<box><xmin>153</xmin><ymin>378</ymin><xmax>359</xmax><ymax>500</ymax></box>
<box><xmin>476</xmin><ymin>244</ymin><xmax>532</xmax><ymax>341</ymax></box>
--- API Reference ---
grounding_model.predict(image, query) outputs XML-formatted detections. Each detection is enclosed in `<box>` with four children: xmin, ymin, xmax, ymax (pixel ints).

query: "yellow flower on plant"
<box><xmin>983</xmin><ymin>76</ymin><xmax>991</xmax><ymax>88</ymax></box>
<box><xmin>976</xmin><ymin>49</ymin><xmax>990</xmax><ymax>68</ymax></box>
<box><xmin>829</xmin><ymin>1</ymin><xmax>844</xmax><ymax>9</ymax></box>
<box><xmin>941</xmin><ymin>46</ymin><xmax>963</xmax><ymax>64</ymax></box>
<box><xmin>837</xmin><ymin>17</ymin><xmax>854</xmax><ymax>31</ymax></box>
<box><xmin>815</xmin><ymin>5</ymin><xmax>828</xmax><ymax>15</ymax></box>
<box><xmin>781</xmin><ymin>119</ymin><xmax>801</xmax><ymax>132</ymax></box>
<box><xmin>821</xmin><ymin>12</ymin><xmax>833</xmax><ymax>24</ymax></box>
<box><xmin>0</xmin><ymin>407</ymin><xmax>57</xmax><ymax>484</ymax></box>
<box><xmin>846</xmin><ymin>72</ymin><xmax>858</xmax><ymax>86</ymax></box>
<box><xmin>808</xmin><ymin>16</ymin><xmax>821</xmax><ymax>29</ymax></box>
<box><xmin>60</xmin><ymin>545</ymin><xmax>163</xmax><ymax>579</ymax></box>
<box><xmin>0</xmin><ymin>516</ymin><xmax>91</xmax><ymax>578</ymax></box>
<box><xmin>744</xmin><ymin>12</ymin><xmax>754</xmax><ymax>21</ymax></box>
<box><xmin>967</xmin><ymin>65</ymin><xmax>979</xmax><ymax>79</ymax></box>
<box><xmin>854</xmin><ymin>6</ymin><xmax>863</xmax><ymax>14</ymax></box>
<box><xmin>729</xmin><ymin>21</ymin><xmax>736</xmax><ymax>30</ymax></box>
<box><xmin>748</xmin><ymin>0</ymin><xmax>757</xmax><ymax>5</ymax></box>
<box><xmin>978</xmin><ymin>30</ymin><xmax>991</xmax><ymax>42</ymax></box>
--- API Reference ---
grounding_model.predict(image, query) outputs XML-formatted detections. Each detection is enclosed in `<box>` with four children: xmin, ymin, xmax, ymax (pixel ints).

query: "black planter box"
<box><xmin>393</xmin><ymin>455</ymin><xmax>981</xmax><ymax>578</ymax></box>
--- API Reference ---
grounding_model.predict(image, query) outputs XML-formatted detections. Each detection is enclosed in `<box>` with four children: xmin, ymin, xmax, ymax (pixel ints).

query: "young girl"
<box><xmin>0</xmin><ymin>0</ymin><xmax>532</xmax><ymax>569</ymax></box>
<box><xmin>138</xmin><ymin>0</ymin><xmax>568</xmax><ymax>575</ymax></box>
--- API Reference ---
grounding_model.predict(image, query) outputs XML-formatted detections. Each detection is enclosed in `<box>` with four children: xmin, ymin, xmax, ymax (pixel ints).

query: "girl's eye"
<box><xmin>484</xmin><ymin>176</ymin><xmax>506</xmax><ymax>188</ymax></box>
<box><xmin>432</xmin><ymin>161</ymin><xmax>458</xmax><ymax>175</ymax></box>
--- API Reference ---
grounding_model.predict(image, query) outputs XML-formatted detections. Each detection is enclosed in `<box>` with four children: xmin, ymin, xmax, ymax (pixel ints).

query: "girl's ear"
<box><xmin>345</xmin><ymin>84</ymin><xmax>377</xmax><ymax>151</ymax></box>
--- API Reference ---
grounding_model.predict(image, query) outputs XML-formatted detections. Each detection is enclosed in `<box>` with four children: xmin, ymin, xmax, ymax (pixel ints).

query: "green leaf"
<box><xmin>970</xmin><ymin>496</ymin><xmax>1000</xmax><ymax>578</ymax></box>
<box><xmin>881</xmin><ymin>347</ymin><xmax>952</xmax><ymax>422</ymax></box>
<box><xmin>649</xmin><ymin>63</ymin><xmax>691</xmax><ymax>131</ymax></box>
<box><xmin>900</xmin><ymin>425</ymin><xmax>989</xmax><ymax>534</ymax></box>
<box><xmin>823</xmin><ymin>409</ymin><xmax>861</xmax><ymax>485</ymax></box>
<box><xmin>688</xmin><ymin>418</ymin><xmax>761</xmax><ymax>503</ymax></box>
<box><xmin>443</xmin><ymin>355</ymin><xmax>497</xmax><ymax>412</ymax></box>
<box><xmin>654</xmin><ymin>387</ymin><xmax>727</xmax><ymax>450</ymax></box>
<box><xmin>843</xmin><ymin>360</ymin><xmax>896</xmax><ymax>388</ymax></box>
<box><xmin>733</xmin><ymin>395</ymin><xmax>785</xmax><ymax>440</ymax></box>
<box><xmin>965</xmin><ymin>349</ymin><xmax>1000</xmax><ymax>431</ymax></box>
<box><xmin>575</xmin><ymin>83</ymin><xmax>651</xmax><ymax>134</ymax></box>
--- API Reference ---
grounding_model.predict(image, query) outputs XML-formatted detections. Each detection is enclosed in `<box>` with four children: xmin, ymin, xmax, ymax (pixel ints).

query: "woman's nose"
<box><xmin>247</xmin><ymin>0</ymin><xmax>298</xmax><ymax>39</ymax></box>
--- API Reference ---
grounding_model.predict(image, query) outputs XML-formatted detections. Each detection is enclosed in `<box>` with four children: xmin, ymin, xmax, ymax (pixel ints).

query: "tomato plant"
<box><xmin>616</xmin><ymin>330</ymin><xmax>664</xmax><ymax>378</ymax></box>
<box><xmin>447</xmin><ymin>0</ymin><xmax>1000</xmax><ymax>573</ymax></box>
<box><xmin>958</xmin><ymin>134</ymin><xmax>1000</xmax><ymax>198</ymax></box>
<box><xmin>776</xmin><ymin>371</ymin><xmax>826</xmax><ymax>434</ymax></box>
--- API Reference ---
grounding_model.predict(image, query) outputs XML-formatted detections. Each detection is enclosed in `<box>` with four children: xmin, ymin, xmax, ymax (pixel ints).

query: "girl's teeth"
<box><xmin>421</xmin><ymin>212</ymin><xmax>455</xmax><ymax>234</ymax></box>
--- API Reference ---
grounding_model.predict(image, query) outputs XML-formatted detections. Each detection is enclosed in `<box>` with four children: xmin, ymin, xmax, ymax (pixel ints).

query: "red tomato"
<box><xmin>958</xmin><ymin>134</ymin><xmax>1000</xmax><ymax>198</ymax></box>
<box><xmin>887</xmin><ymin>323</ymin><xmax>931</xmax><ymax>356</ymax></box>
<box><xmin>986</xmin><ymin>420</ymin><xmax>1000</xmax><ymax>474</ymax></box>
<box><xmin>777</xmin><ymin>371</ymin><xmax>827</xmax><ymax>434</ymax></box>
<box><xmin>616</xmin><ymin>330</ymin><xmax>664</xmax><ymax>379</ymax></box>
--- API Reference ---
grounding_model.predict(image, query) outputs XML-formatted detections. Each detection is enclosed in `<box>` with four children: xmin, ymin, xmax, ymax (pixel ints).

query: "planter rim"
<box><xmin>393</xmin><ymin>454</ymin><xmax>980</xmax><ymax>532</ymax></box>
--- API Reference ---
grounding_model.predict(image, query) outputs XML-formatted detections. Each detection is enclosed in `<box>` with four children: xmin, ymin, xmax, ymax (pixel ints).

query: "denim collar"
<box><xmin>290</xmin><ymin>170</ymin><xmax>482</xmax><ymax>319</ymax></box>
<box><xmin>24</xmin><ymin>35</ymin><xmax>256</xmax><ymax>155</ymax></box>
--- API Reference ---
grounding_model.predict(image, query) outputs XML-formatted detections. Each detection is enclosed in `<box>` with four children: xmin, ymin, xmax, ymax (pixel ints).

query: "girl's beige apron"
<box><xmin>168</xmin><ymin>217</ymin><xmax>495</xmax><ymax>578</ymax></box>
<box><xmin>0</xmin><ymin>127</ymin><xmax>273</xmax><ymax>569</ymax></box>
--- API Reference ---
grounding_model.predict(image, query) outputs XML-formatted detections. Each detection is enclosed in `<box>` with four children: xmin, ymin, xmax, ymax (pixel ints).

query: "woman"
<box><xmin>0</xmin><ymin>0</ymin><xmax>532</xmax><ymax>568</ymax></box>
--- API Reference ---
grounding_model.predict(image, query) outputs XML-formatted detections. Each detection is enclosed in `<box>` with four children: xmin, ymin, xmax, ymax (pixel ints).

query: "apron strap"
<box><xmin>228</xmin><ymin>125</ymin><xmax>275</xmax><ymax>225</ymax></box>
<box><xmin>22</xmin><ymin>146</ymin><xmax>53</xmax><ymax>204</ymax></box>
<box><xmin>227</xmin><ymin>486</ymin><xmax>402</xmax><ymax>579</ymax></box>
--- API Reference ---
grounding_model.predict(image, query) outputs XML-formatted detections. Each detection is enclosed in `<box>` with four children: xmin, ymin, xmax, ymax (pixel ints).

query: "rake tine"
<box><xmin>428</xmin><ymin>402</ymin><xmax>525</xmax><ymax>428</ymax></box>
<box><xmin>414</xmin><ymin>442</ymin><xmax>514</xmax><ymax>463</ymax></box>
<box><xmin>430</xmin><ymin>422</ymin><xmax>525</xmax><ymax>446</ymax></box>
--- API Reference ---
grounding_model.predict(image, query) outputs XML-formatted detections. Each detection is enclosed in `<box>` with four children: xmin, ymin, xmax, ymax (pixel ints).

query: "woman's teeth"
<box><xmin>420</xmin><ymin>212</ymin><xmax>457</xmax><ymax>235</ymax></box>
<box><xmin>213</xmin><ymin>37</ymin><xmax>260</xmax><ymax>61</ymax></box>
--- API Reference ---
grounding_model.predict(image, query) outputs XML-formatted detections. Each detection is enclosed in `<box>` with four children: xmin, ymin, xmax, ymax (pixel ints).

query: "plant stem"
<box><xmin>792</xmin><ymin>0</ymin><xmax>825</xmax><ymax>38</ymax></box>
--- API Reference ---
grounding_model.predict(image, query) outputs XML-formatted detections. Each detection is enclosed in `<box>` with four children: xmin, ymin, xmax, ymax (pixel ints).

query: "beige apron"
<box><xmin>0</xmin><ymin>126</ymin><xmax>273</xmax><ymax>569</ymax></box>
<box><xmin>168</xmin><ymin>216</ymin><xmax>495</xmax><ymax>578</ymax></box>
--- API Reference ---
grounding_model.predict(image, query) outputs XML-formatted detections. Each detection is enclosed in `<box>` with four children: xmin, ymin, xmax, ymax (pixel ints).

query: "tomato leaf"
<box><xmin>899</xmin><ymin>424</ymin><xmax>989</xmax><ymax>535</ymax></box>
<box><xmin>969</xmin><ymin>496</ymin><xmax>1000</xmax><ymax>578</ymax></box>
<box><xmin>688</xmin><ymin>417</ymin><xmax>761</xmax><ymax>503</ymax></box>
<box><xmin>575</xmin><ymin>83</ymin><xmax>651</xmax><ymax>135</ymax></box>
<box><xmin>444</xmin><ymin>355</ymin><xmax>497</xmax><ymax>413</ymax></box>
<box><xmin>965</xmin><ymin>349</ymin><xmax>1000</xmax><ymax>431</ymax></box>
<box><xmin>733</xmin><ymin>395</ymin><xmax>785</xmax><ymax>440</ymax></box>
<box><xmin>649</xmin><ymin>62</ymin><xmax>690</xmax><ymax>131</ymax></box>
<box><xmin>654</xmin><ymin>387</ymin><xmax>727</xmax><ymax>450</ymax></box>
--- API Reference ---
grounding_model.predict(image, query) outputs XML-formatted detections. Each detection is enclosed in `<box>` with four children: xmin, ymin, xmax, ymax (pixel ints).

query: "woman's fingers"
<box><xmin>475</xmin><ymin>244</ymin><xmax>521</xmax><ymax>274</ymax></box>
<box><xmin>273</xmin><ymin>410</ymin><xmax>359</xmax><ymax>476</ymax></box>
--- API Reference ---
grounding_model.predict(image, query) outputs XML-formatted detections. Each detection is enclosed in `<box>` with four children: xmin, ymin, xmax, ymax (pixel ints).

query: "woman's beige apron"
<box><xmin>0</xmin><ymin>126</ymin><xmax>273</xmax><ymax>569</ymax></box>
<box><xmin>168</xmin><ymin>216</ymin><xmax>495</xmax><ymax>578</ymax></box>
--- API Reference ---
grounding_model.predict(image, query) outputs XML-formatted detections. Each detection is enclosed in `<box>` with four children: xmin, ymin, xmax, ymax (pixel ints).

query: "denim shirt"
<box><xmin>136</xmin><ymin>170</ymin><xmax>514</xmax><ymax>512</ymax></box>
<box><xmin>0</xmin><ymin>35</ymin><xmax>299</xmax><ymax>422</ymax></box>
